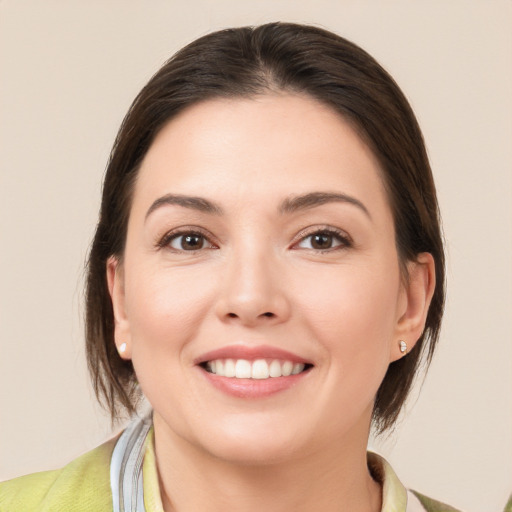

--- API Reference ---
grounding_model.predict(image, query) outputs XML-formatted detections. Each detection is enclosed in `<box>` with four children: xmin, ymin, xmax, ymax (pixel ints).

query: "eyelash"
<box><xmin>156</xmin><ymin>227</ymin><xmax>217</xmax><ymax>252</ymax></box>
<box><xmin>156</xmin><ymin>226</ymin><xmax>352</xmax><ymax>253</ymax></box>
<box><xmin>291</xmin><ymin>226</ymin><xmax>352</xmax><ymax>253</ymax></box>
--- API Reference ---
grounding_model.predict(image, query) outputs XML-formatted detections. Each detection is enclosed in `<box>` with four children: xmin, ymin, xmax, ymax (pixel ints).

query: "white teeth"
<box><xmin>224</xmin><ymin>359</ymin><xmax>236</xmax><ymax>377</ymax></box>
<box><xmin>251</xmin><ymin>359</ymin><xmax>269</xmax><ymax>379</ymax></box>
<box><xmin>235</xmin><ymin>359</ymin><xmax>252</xmax><ymax>378</ymax></box>
<box><xmin>282</xmin><ymin>361</ymin><xmax>293</xmax><ymax>376</ymax></box>
<box><xmin>269</xmin><ymin>360</ymin><xmax>282</xmax><ymax>378</ymax></box>
<box><xmin>205</xmin><ymin>358</ymin><xmax>308</xmax><ymax>379</ymax></box>
<box><xmin>292</xmin><ymin>363</ymin><xmax>305</xmax><ymax>375</ymax></box>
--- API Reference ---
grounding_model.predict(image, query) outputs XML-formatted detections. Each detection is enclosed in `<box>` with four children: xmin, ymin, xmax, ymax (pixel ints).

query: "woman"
<box><xmin>0</xmin><ymin>22</ymin><xmax>458</xmax><ymax>511</ymax></box>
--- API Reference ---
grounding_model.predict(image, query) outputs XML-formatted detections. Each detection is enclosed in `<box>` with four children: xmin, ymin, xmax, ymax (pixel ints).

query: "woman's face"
<box><xmin>109</xmin><ymin>94</ymin><xmax>429</xmax><ymax>464</ymax></box>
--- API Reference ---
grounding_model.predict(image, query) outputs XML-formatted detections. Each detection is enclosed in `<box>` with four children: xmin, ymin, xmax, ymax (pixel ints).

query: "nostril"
<box><xmin>224</xmin><ymin>311</ymin><xmax>276</xmax><ymax>321</ymax></box>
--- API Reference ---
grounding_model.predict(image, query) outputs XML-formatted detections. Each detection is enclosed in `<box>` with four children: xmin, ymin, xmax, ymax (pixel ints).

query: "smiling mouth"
<box><xmin>201</xmin><ymin>359</ymin><xmax>313</xmax><ymax>379</ymax></box>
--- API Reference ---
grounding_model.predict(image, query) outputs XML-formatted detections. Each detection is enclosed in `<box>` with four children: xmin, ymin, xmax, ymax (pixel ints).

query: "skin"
<box><xmin>108</xmin><ymin>94</ymin><xmax>435</xmax><ymax>512</ymax></box>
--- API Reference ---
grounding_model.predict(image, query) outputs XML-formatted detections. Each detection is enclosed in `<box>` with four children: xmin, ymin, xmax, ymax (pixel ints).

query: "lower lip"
<box><xmin>200</xmin><ymin>368</ymin><xmax>311</xmax><ymax>398</ymax></box>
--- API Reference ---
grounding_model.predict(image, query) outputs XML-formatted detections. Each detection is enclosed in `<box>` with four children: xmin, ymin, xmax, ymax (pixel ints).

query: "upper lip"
<box><xmin>194</xmin><ymin>344</ymin><xmax>313</xmax><ymax>365</ymax></box>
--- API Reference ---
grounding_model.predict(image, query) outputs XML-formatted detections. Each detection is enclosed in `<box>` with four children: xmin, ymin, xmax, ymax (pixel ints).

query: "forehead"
<box><xmin>133</xmin><ymin>94</ymin><xmax>390</xmax><ymax>215</ymax></box>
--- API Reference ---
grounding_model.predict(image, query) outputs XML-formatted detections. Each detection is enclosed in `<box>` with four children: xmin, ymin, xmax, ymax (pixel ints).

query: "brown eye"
<box><xmin>311</xmin><ymin>233</ymin><xmax>334</xmax><ymax>249</ymax></box>
<box><xmin>169</xmin><ymin>233</ymin><xmax>208</xmax><ymax>251</ymax></box>
<box><xmin>296</xmin><ymin>230</ymin><xmax>350</xmax><ymax>251</ymax></box>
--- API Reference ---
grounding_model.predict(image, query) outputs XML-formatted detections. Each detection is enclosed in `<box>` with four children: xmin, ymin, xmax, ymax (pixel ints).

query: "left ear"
<box><xmin>391</xmin><ymin>252</ymin><xmax>436</xmax><ymax>361</ymax></box>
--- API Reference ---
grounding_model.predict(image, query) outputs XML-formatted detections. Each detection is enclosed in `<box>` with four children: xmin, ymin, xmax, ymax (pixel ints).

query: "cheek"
<box><xmin>123</xmin><ymin>263</ymin><xmax>221</xmax><ymax>416</ymax></box>
<box><xmin>124</xmin><ymin>263</ymin><xmax>218</xmax><ymax>353</ymax></box>
<box><xmin>293</xmin><ymin>261</ymin><xmax>401</xmax><ymax>365</ymax></box>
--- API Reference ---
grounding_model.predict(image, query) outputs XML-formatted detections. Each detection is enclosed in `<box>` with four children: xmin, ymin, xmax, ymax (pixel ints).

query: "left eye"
<box><xmin>168</xmin><ymin>233</ymin><xmax>211</xmax><ymax>251</ymax></box>
<box><xmin>297</xmin><ymin>231</ymin><xmax>348</xmax><ymax>251</ymax></box>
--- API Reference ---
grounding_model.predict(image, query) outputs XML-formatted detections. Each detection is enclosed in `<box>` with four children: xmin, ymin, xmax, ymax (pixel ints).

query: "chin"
<box><xmin>207</xmin><ymin>436</ymin><xmax>301</xmax><ymax>466</ymax></box>
<box><xmin>190</xmin><ymin>416</ymin><xmax>311</xmax><ymax>466</ymax></box>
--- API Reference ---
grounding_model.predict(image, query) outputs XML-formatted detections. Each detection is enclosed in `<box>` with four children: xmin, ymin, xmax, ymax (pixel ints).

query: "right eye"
<box><xmin>167</xmin><ymin>231</ymin><xmax>214</xmax><ymax>251</ymax></box>
<box><xmin>155</xmin><ymin>227</ymin><xmax>218</xmax><ymax>253</ymax></box>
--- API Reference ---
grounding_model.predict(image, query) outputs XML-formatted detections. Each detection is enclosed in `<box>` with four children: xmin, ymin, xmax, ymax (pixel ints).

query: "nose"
<box><xmin>215</xmin><ymin>246</ymin><xmax>291</xmax><ymax>327</ymax></box>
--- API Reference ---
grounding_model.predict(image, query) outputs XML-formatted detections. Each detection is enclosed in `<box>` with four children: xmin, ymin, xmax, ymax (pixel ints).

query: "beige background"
<box><xmin>1</xmin><ymin>2</ymin><xmax>511</xmax><ymax>511</ymax></box>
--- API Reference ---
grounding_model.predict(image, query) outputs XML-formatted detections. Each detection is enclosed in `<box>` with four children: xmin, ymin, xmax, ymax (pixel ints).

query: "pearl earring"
<box><xmin>399</xmin><ymin>340</ymin><xmax>407</xmax><ymax>354</ymax></box>
<box><xmin>118</xmin><ymin>342</ymin><xmax>127</xmax><ymax>354</ymax></box>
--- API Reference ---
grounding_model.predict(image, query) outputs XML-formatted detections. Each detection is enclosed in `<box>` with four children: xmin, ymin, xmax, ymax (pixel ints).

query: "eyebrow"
<box><xmin>279</xmin><ymin>192</ymin><xmax>371</xmax><ymax>219</ymax></box>
<box><xmin>145</xmin><ymin>191</ymin><xmax>370</xmax><ymax>220</ymax></box>
<box><xmin>145</xmin><ymin>194</ymin><xmax>223</xmax><ymax>220</ymax></box>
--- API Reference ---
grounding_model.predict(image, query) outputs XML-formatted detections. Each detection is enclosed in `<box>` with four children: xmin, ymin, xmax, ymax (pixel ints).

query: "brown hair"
<box><xmin>86</xmin><ymin>22</ymin><xmax>445</xmax><ymax>433</ymax></box>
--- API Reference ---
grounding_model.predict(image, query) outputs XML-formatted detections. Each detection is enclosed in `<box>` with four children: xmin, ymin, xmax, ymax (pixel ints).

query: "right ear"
<box><xmin>106</xmin><ymin>256</ymin><xmax>132</xmax><ymax>360</ymax></box>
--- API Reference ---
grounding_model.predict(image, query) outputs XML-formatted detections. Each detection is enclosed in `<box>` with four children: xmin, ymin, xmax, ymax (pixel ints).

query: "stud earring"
<box><xmin>399</xmin><ymin>340</ymin><xmax>407</xmax><ymax>354</ymax></box>
<box><xmin>118</xmin><ymin>342</ymin><xmax>127</xmax><ymax>354</ymax></box>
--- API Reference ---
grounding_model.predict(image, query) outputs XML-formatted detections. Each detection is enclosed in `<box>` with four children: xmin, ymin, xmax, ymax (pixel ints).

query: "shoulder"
<box><xmin>0</xmin><ymin>437</ymin><xmax>117</xmax><ymax>511</ymax></box>
<box><xmin>368</xmin><ymin>452</ymin><xmax>463</xmax><ymax>512</ymax></box>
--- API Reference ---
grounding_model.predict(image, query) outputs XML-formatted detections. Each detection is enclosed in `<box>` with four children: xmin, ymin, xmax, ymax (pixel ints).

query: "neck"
<box><xmin>153</xmin><ymin>414</ymin><xmax>382</xmax><ymax>512</ymax></box>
